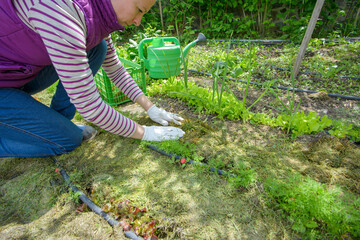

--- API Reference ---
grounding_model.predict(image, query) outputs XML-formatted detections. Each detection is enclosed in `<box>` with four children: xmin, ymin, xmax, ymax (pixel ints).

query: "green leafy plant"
<box><xmin>147</xmin><ymin>140</ymin><xmax>196</xmax><ymax>159</ymax></box>
<box><xmin>210</xmin><ymin>34</ymin><xmax>234</xmax><ymax>107</ymax></box>
<box><xmin>347</xmin><ymin>126</ymin><xmax>360</xmax><ymax>142</ymax></box>
<box><xmin>103</xmin><ymin>199</ymin><xmax>160</xmax><ymax>239</ymax></box>
<box><xmin>270</xmin><ymin>71</ymin><xmax>302</xmax><ymax>135</ymax></box>
<box><xmin>182</xmin><ymin>58</ymin><xmax>189</xmax><ymax>90</ymax></box>
<box><xmin>275</xmin><ymin>111</ymin><xmax>333</xmax><ymax>138</ymax></box>
<box><xmin>149</xmin><ymin>78</ymin><xmax>337</xmax><ymax>139</ymax></box>
<box><xmin>328</xmin><ymin>120</ymin><xmax>353</xmax><ymax>138</ymax></box>
<box><xmin>66</xmin><ymin>190</ymin><xmax>81</xmax><ymax>204</ymax></box>
<box><xmin>265</xmin><ymin>175</ymin><xmax>360</xmax><ymax>238</ymax></box>
<box><xmin>228</xmin><ymin>162</ymin><xmax>256</xmax><ymax>189</ymax></box>
<box><xmin>241</xmin><ymin>41</ymin><xmax>274</xmax><ymax>122</ymax></box>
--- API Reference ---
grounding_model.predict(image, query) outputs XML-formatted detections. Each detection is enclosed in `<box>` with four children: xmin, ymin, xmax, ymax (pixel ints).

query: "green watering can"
<box><xmin>138</xmin><ymin>33</ymin><xmax>206</xmax><ymax>79</ymax></box>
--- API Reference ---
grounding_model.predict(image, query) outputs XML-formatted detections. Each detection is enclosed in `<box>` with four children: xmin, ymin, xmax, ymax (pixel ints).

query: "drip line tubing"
<box><xmin>51</xmin><ymin>157</ymin><xmax>143</xmax><ymax>240</ymax></box>
<box><xmin>211</xmin><ymin>37</ymin><xmax>359</xmax><ymax>45</ymax></box>
<box><xmin>148</xmin><ymin>139</ymin><xmax>359</xmax><ymax>174</ymax></box>
<box><xmin>188</xmin><ymin>69</ymin><xmax>360</xmax><ymax>101</ymax></box>
<box><xmin>273</xmin><ymin>66</ymin><xmax>360</xmax><ymax>80</ymax></box>
<box><xmin>146</xmin><ymin>145</ymin><xmax>236</xmax><ymax>178</ymax></box>
<box><xmin>212</xmin><ymin>39</ymin><xmax>291</xmax><ymax>45</ymax></box>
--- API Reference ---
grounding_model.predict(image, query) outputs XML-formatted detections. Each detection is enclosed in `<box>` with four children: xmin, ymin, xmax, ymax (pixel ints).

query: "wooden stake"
<box><xmin>159</xmin><ymin>0</ymin><xmax>164</xmax><ymax>31</ymax></box>
<box><xmin>292</xmin><ymin>0</ymin><xmax>325</xmax><ymax>78</ymax></box>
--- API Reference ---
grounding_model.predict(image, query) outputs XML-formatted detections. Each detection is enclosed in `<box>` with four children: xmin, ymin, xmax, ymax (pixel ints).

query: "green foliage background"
<box><xmin>114</xmin><ymin>0</ymin><xmax>360</xmax><ymax>43</ymax></box>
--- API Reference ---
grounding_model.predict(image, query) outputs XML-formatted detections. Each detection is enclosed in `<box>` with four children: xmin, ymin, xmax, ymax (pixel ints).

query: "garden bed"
<box><xmin>1</xmin><ymin>40</ymin><xmax>359</xmax><ymax>240</ymax></box>
<box><xmin>188</xmin><ymin>72</ymin><xmax>359</xmax><ymax>124</ymax></box>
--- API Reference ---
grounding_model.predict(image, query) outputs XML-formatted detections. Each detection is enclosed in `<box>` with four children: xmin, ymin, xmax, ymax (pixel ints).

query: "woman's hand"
<box><xmin>142</xmin><ymin>126</ymin><xmax>185</xmax><ymax>141</ymax></box>
<box><xmin>135</xmin><ymin>95</ymin><xmax>184</xmax><ymax>125</ymax></box>
<box><xmin>130</xmin><ymin>124</ymin><xmax>185</xmax><ymax>141</ymax></box>
<box><xmin>147</xmin><ymin>105</ymin><xmax>184</xmax><ymax>126</ymax></box>
<box><xmin>133</xmin><ymin>95</ymin><xmax>185</xmax><ymax>141</ymax></box>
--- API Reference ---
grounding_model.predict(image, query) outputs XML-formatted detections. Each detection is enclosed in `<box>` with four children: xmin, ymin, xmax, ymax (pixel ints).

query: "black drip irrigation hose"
<box><xmin>146</xmin><ymin>145</ymin><xmax>236</xmax><ymax>178</ymax></box>
<box><xmin>188</xmin><ymin>69</ymin><xmax>360</xmax><ymax>101</ymax></box>
<box><xmin>51</xmin><ymin>157</ymin><xmax>143</xmax><ymax>240</ymax></box>
<box><xmin>212</xmin><ymin>37</ymin><xmax>360</xmax><ymax>46</ymax></box>
<box><xmin>273</xmin><ymin>66</ymin><xmax>360</xmax><ymax>80</ymax></box>
<box><xmin>212</xmin><ymin>39</ymin><xmax>292</xmax><ymax>45</ymax></box>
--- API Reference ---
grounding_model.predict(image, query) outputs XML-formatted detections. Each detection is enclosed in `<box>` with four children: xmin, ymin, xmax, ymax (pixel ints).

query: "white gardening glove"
<box><xmin>147</xmin><ymin>105</ymin><xmax>184</xmax><ymax>126</ymax></box>
<box><xmin>142</xmin><ymin>126</ymin><xmax>185</xmax><ymax>142</ymax></box>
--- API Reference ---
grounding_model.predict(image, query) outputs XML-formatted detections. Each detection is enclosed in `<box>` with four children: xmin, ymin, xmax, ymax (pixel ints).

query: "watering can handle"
<box><xmin>138</xmin><ymin>38</ymin><xmax>153</xmax><ymax>61</ymax></box>
<box><xmin>160</xmin><ymin>37</ymin><xmax>180</xmax><ymax>45</ymax></box>
<box><xmin>138</xmin><ymin>37</ymin><xmax>180</xmax><ymax>60</ymax></box>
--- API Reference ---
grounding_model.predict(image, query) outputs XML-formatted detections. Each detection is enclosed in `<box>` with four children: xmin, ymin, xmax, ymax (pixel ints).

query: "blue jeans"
<box><xmin>0</xmin><ymin>40</ymin><xmax>107</xmax><ymax>158</ymax></box>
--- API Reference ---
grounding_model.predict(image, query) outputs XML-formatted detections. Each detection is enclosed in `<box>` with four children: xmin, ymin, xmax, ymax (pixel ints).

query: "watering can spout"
<box><xmin>196</xmin><ymin>33</ymin><xmax>206</xmax><ymax>43</ymax></box>
<box><xmin>182</xmin><ymin>33</ymin><xmax>206</xmax><ymax>60</ymax></box>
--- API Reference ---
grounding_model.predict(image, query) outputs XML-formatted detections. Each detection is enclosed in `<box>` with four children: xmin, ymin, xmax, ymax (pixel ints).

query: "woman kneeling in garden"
<box><xmin>0</xmin><ymin>0</ymin><xmax>184</xmax><ymax>158</ymax></box>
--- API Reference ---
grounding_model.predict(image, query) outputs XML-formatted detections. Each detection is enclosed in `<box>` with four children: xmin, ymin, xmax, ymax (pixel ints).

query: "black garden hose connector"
<box><xmin>51</xmin><ymin>157</ymin><xmax>143</xmax><ymax>240</ymax></box>
<box><xmin>146</xmin><ymin>144</ymin><xmax>236</xmax><ymax>178</ymax></box>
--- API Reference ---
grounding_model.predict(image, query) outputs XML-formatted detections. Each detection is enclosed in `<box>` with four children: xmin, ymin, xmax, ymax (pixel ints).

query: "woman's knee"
<box><xmin>56</xmin><ymin>125</ymin><xmax>83</xmax><ymax>153</ymax></box>
<box><xmin>0</xmin><ymin>122</ymin><xmax>83</xmax><ymax>157</ymax></box>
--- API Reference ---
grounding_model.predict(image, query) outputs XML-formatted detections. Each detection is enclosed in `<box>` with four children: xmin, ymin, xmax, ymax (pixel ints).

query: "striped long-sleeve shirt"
<box><xmin>12</xmin><ymin>0</ymin><xmax>144</xmax><ymax>137</ymax></box>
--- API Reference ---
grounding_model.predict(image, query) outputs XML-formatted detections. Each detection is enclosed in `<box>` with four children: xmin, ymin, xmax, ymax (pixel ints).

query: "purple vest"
<box><xmin>0</xmin><ymin>0</ymin><xmax>124</xmax><ymax>88</ymax></box>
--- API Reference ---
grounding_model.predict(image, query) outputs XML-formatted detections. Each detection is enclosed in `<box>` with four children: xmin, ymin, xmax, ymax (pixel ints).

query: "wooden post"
<box><xmin>292</xmin><ymin>0</ymin><xmax>324</xmax><ymax>78</ymax></box>
<box><xmin>158</xmin><ymin>0</ymin><xmax>164</xmax><ymax>31</ymax></box>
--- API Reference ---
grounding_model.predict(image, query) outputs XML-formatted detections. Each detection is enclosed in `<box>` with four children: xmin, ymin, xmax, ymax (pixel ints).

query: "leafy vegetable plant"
<box><xmin>265</xmin><ymin>175</ymin><xmax>360</xmax><ymax>239</ymax></box>
<box><xmin>103</xmin><ymin>199</ymin><xmax>160</xmax><ymax>239</ymax></box>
